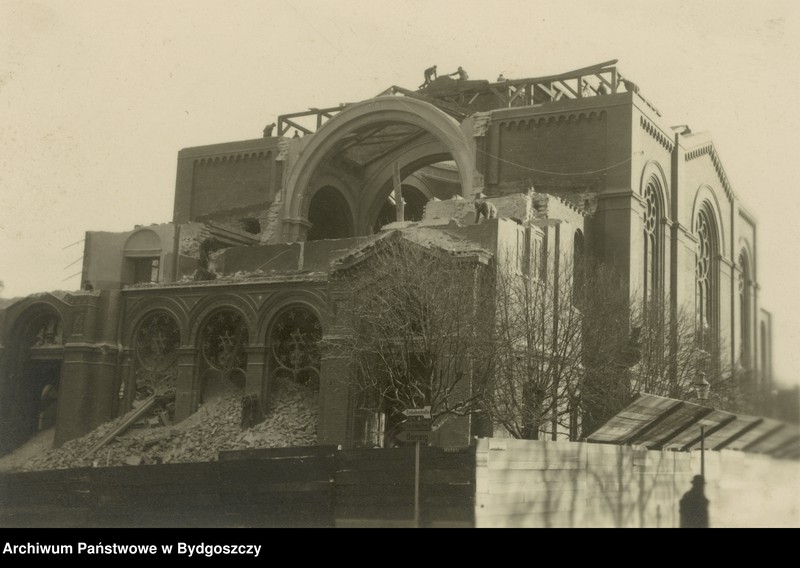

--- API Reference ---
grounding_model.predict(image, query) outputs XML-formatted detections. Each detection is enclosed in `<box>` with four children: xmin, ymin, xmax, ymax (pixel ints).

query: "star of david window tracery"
<box><xmin>269</xmin><ymin>308</ymin><xmax>321</xmax><ymax>389</ymax></box>
<box><xmin>201</xmin><ymin>310</ymin><xmax>248</xmax><ymax>373</ymax></box>
<box><xmin>134</xmin><ymin>312</ymin><xmax>179</xmax><ymax>400</ymax></box>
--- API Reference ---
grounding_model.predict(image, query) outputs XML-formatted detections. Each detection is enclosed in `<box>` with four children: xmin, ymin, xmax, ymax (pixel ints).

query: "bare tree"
<box><xmin>329</xmin><ymin>234</ymin><xmax>497</xmax><ymax>446</ymax></box>
<box><xmin>330</xmin><ymin>231</ymin><xmax>751</xmax><ymax>447</ymax></box>
<box><xmin>489</xmin><ymin>255</ymin><xmax>636</xmax><ymax>440</ymax></box>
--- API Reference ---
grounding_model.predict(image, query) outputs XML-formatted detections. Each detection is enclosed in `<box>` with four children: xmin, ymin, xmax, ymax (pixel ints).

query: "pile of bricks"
<box><xmin>18</xmin><ymin>378</ymin><xmax>318</xmax><ymax>471</ymax></box>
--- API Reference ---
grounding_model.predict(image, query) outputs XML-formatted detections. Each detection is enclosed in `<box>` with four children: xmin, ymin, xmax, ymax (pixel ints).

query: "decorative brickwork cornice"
<box><xmin>193</xmin><ymin>150</ymin><xmax>273</xmax><ymax>167</ymax></box>
<box><xmin>540</xmin><ymin>191</ymin><xmax>596</xmax><ymax>217</ymax></box>
<box><xmin>684</xmin><ymin>142</ymin><xmax>736</xmax><ymax>203</ymax></box>
<box><xmin>639</xmin><ymin>116</ymin><xmax>674</xmax><ymax>153</ymax></box>
<box><xmin>499</xmin><ymin>109</ymin><xmax>606</xmax><ymax>130</ymax></box>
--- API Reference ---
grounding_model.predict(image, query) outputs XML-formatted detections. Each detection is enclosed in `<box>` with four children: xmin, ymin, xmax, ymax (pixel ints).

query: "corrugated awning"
<box><xmin>586</xmin><ymin>393</ymin><xmax>800</xmax><ymax>460</ymax></box>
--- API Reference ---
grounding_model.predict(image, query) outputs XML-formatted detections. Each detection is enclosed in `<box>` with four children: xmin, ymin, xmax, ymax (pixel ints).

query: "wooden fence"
<box><xmin>0</xmin><ymin>445</ymin><xmax>475</xmax><ymax>528</ymax></box>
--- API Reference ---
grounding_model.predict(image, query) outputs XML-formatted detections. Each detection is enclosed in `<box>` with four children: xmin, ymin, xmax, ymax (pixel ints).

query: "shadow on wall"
<box><xmin>475</xmin><ymin>438</ymin><xmax>709</xmax><ymax>528</ymax></box>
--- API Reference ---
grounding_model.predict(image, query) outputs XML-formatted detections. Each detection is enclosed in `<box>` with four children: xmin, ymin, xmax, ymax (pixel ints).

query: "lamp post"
<box><xmin>693</xmin><ymin>372</ymin><xmax>711</xmax><ymax>479</ymax></box>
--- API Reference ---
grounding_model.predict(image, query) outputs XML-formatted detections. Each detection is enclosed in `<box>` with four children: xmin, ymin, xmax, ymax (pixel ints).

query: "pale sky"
<box><xmin>1</xmin><ymin>0</ymin><xmax>799</xmax><ymax>387</ymax></box>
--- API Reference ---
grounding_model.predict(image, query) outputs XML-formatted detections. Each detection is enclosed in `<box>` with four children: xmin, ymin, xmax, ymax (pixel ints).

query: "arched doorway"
<box><xmin>2</xmin><ymin>310</ymin><xmax>64</xmax><ymax>452</ymax></box>
<box><xmin>307</xmin><ymin>186</ymin><xmax>354</xmax><ymax>241</ymax></box>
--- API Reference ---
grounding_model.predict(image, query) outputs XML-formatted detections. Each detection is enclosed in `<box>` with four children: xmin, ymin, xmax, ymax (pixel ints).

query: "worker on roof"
<box><xmin>419</xmin><ymin>65</ymin><xmax>438</xmax><ymax>89</ymax></box>
<box><xmin>449</xmin><ymin>66</ymin><xmax>469</xmax><ymax>80</ymax></box>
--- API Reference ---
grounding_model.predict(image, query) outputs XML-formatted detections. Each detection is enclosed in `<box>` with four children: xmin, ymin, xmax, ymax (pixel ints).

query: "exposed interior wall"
<box><xmin>173</xmin><ymin>138</ymin><xmax>282</xmax><ymax>224</ymax></box>
<box><xmin>83</xmin><ymin>224</ymin><xmax>176</xmax><ymax>290</ymax></box>
<box><xmin>82</xmin><ymin>232</ymin><xmax>128</xmax><ymax>290</ymax></box>
<box><xmin>475</xmin><ymin>438</ymin><xmax>800</xmax><ymax>528</ymax></box>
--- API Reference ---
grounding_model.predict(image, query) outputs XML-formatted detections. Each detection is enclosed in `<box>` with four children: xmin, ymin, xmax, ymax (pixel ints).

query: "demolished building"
<box><xmin>0</xmin><ymin>60</ymin><xmax>774</xmax><ymax>456</ymax></box>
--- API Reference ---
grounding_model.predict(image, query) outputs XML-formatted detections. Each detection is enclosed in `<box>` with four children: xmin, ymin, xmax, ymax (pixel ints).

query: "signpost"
<box><xmin>396</xmin><ymin>407</ymin><xmax>433</xmax><ymax>528</ymax></box>
<box><xmin>401</xmin><ymin>417</ymin><xmax>432</xmax><ymax>431</ymax></box>
<box><xmin>395</xmin><ymin>431</ymin><xmax>431</xmax><ymax>443</ymax></box>
<box><xmin>402</xmin><ymin>406</ymin><xmax>431</xmax><ymax>418</ymax></box>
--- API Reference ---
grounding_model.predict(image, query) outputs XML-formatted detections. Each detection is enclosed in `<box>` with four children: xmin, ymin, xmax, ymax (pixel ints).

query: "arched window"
<box><xmin>267</xmin><ymin>307</ymin><xmax>322</xmax><ymax>389</ymax></box>
<box><xmin>695</xmin><ymin>206</ymin><xmax>719</xmax><ymax>351</ymax></box>
<box><xmin>133</xmin><ymin>312</ymin><xmax>180</xmax><ymax>401</ymax></box>
<box><xmin>199</xmin><ymin>310</ymin><xmax>249</xmax><ymax>399</ymax></box>
<box><xmin>739</xmin><ymin>251</ymin><xmax>752</xmax><ymax>368</ymax></box>
<box><xmin>124</xmin><ymin>229</ymin><xmax>162</xmax><ymax>285</ymax></box>
<box><xmin>643</xmin><ymin>181</ymin><xmax>663</xmax><ymax>305</ymax></box>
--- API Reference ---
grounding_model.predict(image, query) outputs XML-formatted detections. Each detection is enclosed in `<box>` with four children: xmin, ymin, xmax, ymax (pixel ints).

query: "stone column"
<box><xmin>317</xmin><ymin>348</ymin><xmax>352</xmax><ymax>447</ymax></box>
<box><xmin>174</xmin><ymin>347</ymin><xmax>199</xmax><ymax>423</ymax></box>
<box><xmin>244</xmin><ymin>345</ymin><xmax>267</xmax><ymax>401</ymax></box>
<box><xmin>281</xmin><ymin>218</ymin><xmax>311</xmax><ymax>243</ymax></box>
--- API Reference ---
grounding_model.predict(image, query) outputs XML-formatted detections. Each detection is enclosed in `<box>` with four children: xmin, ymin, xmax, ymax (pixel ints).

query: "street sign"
<box><xmin>395</xmin><ymin>431</ymin><xmax>430</xmax><ymax>444</ymax></box>
<box><xmin>402</xmin><ymin>418</ymin><xmax>432</xmax><ymax>431</ymax></box>
<box><xmin>402</xmin><ymin>406</ymin><xmax>432</xmax><ymax>419</ymax></box>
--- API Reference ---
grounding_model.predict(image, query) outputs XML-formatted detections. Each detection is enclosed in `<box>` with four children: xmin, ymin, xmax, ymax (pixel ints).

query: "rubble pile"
<box><xmin>18</xmin><ymin>378</ymin><xmax>318</xmax><ymax>472</ymax></box>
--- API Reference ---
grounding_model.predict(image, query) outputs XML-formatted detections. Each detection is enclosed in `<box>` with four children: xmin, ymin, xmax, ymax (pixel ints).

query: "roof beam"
<box><xmin>386</xmin><ymin>86</ymin><xmax>469</xmax><ymax>120</ymax></box>
<box><xmin>337</xmin><ymin>125</ymin><xmax>387</xmax><ymax>153</ymax></box>
<box><xmin>741</xmin><ymin>424</ymin><xmax>787</xmax><ymax>452</ymax></box>
<box><xmin>680</xmin><ymin>415</ymin><xmax>738</xmax><ymax>451</ymax></box>
<box><xmin>775</xmin><ymin>445</ymin><xmax>800</xmax><ymax>460</ymax></box>
<box><xmin>712</xmin><ymin>418</ymin><xmax>764</xmax><ymax>451</ymax></box>
<box><xmin>765</xmin><ymin>434</ymin><xmax>800</xmax><ymax>456</ymax></box>
<box><xmin>363</xmin><ymin>129</ymin><xmax>427</xmax><ymax>167</ymax></box>
<box><xmin>623</xmin><ymin>400</ymin><xmax>685</xmax><ymax>446</ymax></box>
<box><xmin>651</xmin><ymin>407</ymin><xmax>715</xmax><ymax>449</ymax></box>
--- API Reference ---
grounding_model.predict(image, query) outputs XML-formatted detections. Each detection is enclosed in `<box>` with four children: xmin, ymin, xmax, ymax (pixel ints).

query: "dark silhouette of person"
<box><xmin>194</xmin><ymin>237</ymin><xmax>223</xmax><ymax>281</ymax></box>
<box><xmin>474</xmin><ymin>200</ymin><xmax>497</xmax><ymax>224</ymax></box>
<box><xmin>450</xmin><ymin>66</ymin><xmax>469</xmax><ymax>80</ymax></box>
<box><xmin>622</xmin><ymin>78</ymin><xmax>640</xmax><ymax>94</ymax></box>
<box><xmin>419</xmin><ymin>65</ymin><xmax>438</xmax><ymax>89</ymax></box>
<box><xmin>263</xmin><ymin>122</ymin><xmax>276</xmax><ymax>137</ymax></box>
<box><xmin>679</xmin><ymin>475</ymin><xmax>709</xmax><ymax>528</ymax></box>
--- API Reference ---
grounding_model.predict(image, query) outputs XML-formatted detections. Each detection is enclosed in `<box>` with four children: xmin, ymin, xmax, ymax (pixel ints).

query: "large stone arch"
<box><xmin>401</xmin><ymin>171</ymin><xmax>436</xmax><ymax>201</ymax></box>
<box><xmin>281</xmin><ymin>96</ymin><xmax>477</xmax><ymax>241</ymax></box>
<box><xmin>360</xmin><ymin>137</ymin><xmax>455</xmax><ymax>233</ymax></box>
